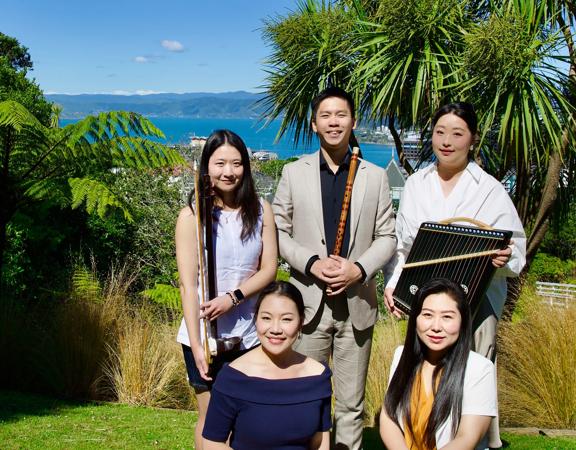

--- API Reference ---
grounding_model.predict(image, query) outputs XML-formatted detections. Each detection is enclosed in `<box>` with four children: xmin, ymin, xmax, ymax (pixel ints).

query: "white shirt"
<box><xmin>177</xmin><ymin>206</ymin><xmax>263</xmax><ymax>350</ymax></box>
<box><xmin>389</xmin><ymin>346</ymin><xmax>497</xmax><ymax>450</ymax></box>
<box><xmin>386</xmin><ymin>162</ymin><xmax>526</xmax><ymax>316</ymax></box>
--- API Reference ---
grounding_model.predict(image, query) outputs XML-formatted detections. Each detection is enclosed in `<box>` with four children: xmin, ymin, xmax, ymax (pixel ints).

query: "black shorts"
<box><xmin>181</xmin><ymin>344</ymin><xmax>253</xmax><ymax>391</ymax></box>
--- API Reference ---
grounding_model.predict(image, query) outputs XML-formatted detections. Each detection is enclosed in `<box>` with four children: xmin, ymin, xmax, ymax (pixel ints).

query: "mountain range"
<box><xmin>46</xmin><ymin>91</ymin><xmax>266</xmax><ymax>119</ymax></box>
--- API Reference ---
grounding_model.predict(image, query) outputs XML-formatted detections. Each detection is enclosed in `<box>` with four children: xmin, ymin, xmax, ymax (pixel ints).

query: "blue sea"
<box><xmin>63</xmin><ymin>117</ymin><xmax>395</xmax><ymax>168</ymax></box>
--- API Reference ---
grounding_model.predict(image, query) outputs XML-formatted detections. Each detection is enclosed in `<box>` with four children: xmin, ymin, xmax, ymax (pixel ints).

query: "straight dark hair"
<box><xmin>432</xmin><ymin>102</ymin><xmax>478</xmax><ymax>136</ymax></box>
<box><xmin>187</xmin><ymin>129</ymin><xmax>260</xmax><ymax>241</ymax></box>
<box><xmin>311</xmin><ymin>86</ymin><xmax>356</xmax><ymax>122</ymax></box>
<box><xmin>384</xmin><ymin>278</ymin><xmax>472</xmax><ymax>449</ymax></box>
<box><xmin>254</xmin><ymin>281</ymin><xmax>305</xmax><ymax>327</ymax></box>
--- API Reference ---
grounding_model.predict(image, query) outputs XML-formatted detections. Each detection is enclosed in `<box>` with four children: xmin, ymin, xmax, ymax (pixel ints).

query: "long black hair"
<box><xmin>187</xmin><ymin>129</ymin><xmax>260</xmax><ymax>241</ymax></box>
<box><xmin>384</xmin><ymin>278</ymin><xmax>472</xmax><ymax>449</ymax></box>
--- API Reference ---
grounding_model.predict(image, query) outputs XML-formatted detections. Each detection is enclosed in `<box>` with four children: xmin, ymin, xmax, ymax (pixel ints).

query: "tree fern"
<box><xmin>0</xmin><ymin>99</ymin><xmax>43</xmax><ymax>131</ymax></box>
<box><xmin>142</xmin><ymin>283</ymin><xmax>182</xmax><ymax>312</ymax></box>
<box><xmin>69</xmin><ymin>177</ymin><xmax>133</xmax><ymax>222</ymax></box>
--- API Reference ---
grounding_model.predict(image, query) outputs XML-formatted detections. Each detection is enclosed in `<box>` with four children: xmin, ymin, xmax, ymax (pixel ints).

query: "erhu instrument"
<box><xmin>392</xmin><ymin>217</ymin><xmax>512</xmax><ymax>315</ymax></box>
<box><xmin>194</xmin><ymin>165</ymin><xmax>242</xmax><ymax>363</ymax></box>
<box><xmin>193</xmin><ymin>163</ymin><xmax>217</xmax><ymax>363</ymax></box>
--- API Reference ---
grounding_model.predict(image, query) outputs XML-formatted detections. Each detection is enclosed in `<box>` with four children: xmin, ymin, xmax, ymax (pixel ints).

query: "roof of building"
<box><xmin>386</xmin><ymin>159</ymin><xmax>406</xmax><ymax>188</ymax></box>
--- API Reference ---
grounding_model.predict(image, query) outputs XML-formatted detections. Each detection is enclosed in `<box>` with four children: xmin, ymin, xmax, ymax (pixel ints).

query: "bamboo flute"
<box><xmin>332</xmin><ymin>146</ymin><xmax>360</xmax><ymax>256</ymax></box>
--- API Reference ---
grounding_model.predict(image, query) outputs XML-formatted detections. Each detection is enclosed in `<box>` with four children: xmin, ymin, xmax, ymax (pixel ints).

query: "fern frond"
<box><xmin>0</xmin><ymin>100</ymin><xmax>44</xmax><ymax>131</ymax></box>
<box><xmin>107</xmin><ymin>137</ymin><xmax>185</xmax><ymax>169</ymax></box>
<box><xmin>69</xmin><ymin>177</ymin><xmax>133</xmax><ymax>222</ymax></box>
<box><xmin>142</xmin><ymin>283</ymin><xmax>182</xmax><ymax>311</ymax></box>
<box><xmin>24</xmin><ymin>178</ymin><xmax>69</xmax><ymax>206</ymax></box>
<box><xmin>72</xmin><ymin>265</ymin><xmax>102</xmax><ymax>301</ymax></box>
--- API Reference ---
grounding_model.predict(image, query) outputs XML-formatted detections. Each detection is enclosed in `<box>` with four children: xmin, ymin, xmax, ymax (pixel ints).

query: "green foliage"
<box><xmin>1</xmin><ymin>223</ymin><xmax>29</xmax><ymax>296</ymax></box>
<box><xmin>0</xmin><ymin>65</ymin><xmax>51</xmax><ymax>124</ymax></box>
<box><xmin>527</xmin><ymin>252</ymin><xmax>576</xmax><ymax>283</ymax></box>
<box><xmin>0</xmin><ymin>98</ymin><xmax>185</xmax><ymax>294</ymax></box>
<box><xmin>462</xmin><ymin>2</ymin><xmax>570</xmax><ymax>171</ymax></box>
<box><xmin>0</xmin><ymin>32</ymin><xmax>33</xmax><ymax>71</ymax></box>
<box><xmin>261</xmin><ymin>0</ymin><xmax>358</xmax><ymax>142</ymax></box>
<box><xmin>542</xmin><ymin>205</ymin><xmax>576</xmax><ymax>261</ymax></box>
<box><xmin>142</xmin><ymin>283</ymin><xmax>182</xmax><ymax>312</ymax></box>
<box><xmin>354</xmin><ymin>0</ymin><xmax>467</xmax><ymax>126</ymax></box>
<box><xmin>72</xmin><ymin>264</ymin><xmax>102</xmax><ymax>302</ymax></box>
<box><xmin>0</xmin><ymin>99</ymin><xmax>184</xmax><ymax>218</ymax></box>
<box><xmin>276</xmin><ymin>265</ymin><xmax>291</xmax><ymax>281</ymax></box>
<box><xmin>70</xmin><ymin>177</ymin><xmax>133</xmax><ymax>222</ymax></box>
<box><xmin>258</xmin><ymin>158</ymin><xmax>297</xmax><ymax>181</ymax></box>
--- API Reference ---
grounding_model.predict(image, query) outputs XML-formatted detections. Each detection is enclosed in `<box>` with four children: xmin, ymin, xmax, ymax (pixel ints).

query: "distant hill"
<box><xmin>46</xmin><ymin>91</ymin><xmax>267</xmax><ymax>119</ymax></box>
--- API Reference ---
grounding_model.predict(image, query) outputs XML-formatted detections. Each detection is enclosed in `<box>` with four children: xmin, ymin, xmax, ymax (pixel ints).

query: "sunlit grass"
<box><xmin>498</xmin><ymin>297</ymin><xmax>576</xmax><ymax>429</ymax></box>
<box><xmin>364</xmin><ymin>317</ymin><xmax>405</xmax><ymax>425</ymax></box>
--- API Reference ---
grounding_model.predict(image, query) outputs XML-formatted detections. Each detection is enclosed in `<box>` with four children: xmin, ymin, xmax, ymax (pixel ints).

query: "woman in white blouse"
<box><xmin>384</xmin><ymin>102</ymin><xmax>526</xmax><ymax>448</ymax></box>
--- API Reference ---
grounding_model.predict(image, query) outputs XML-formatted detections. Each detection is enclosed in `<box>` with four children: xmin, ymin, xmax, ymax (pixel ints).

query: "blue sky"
<box><xmin>1</xmin><ymin>0</ymin><xmax>299</xmax><ymax>94</ymax></box>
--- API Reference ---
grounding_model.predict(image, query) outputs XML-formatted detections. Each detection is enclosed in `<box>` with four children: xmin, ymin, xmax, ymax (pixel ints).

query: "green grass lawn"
<box><xmin>1</xmin><ymin>390</ymin><xmax>575</xmax><ymax>449</ymax></box>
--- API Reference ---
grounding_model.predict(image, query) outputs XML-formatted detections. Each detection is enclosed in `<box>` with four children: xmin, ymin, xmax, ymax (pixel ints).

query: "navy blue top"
<box><xmin>202</xmin><ymin>363</ymin><xmax>332</xmax><ymax>450</ymax></box>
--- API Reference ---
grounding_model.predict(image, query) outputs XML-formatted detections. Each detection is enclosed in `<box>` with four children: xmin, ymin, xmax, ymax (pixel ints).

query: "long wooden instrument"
<box><xmin>193</xmin><ymin>164</ymin><xmax>216</xmax><ymax>363</ymax></box>
<box><xmin>332</xmin><ymin>146</ymin><xmax>360</xmax><ymax>256</ymax></box>
<box><xmin>198</xmin><ymin>172</ymin><xmax>242</xmax><ymax>357</ymax></box>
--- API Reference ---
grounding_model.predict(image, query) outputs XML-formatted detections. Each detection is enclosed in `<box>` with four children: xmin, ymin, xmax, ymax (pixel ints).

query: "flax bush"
<box><xmin>498</xmin><ymin>298</ymin><xmax>576</xmax><ymax>428</ymax></box>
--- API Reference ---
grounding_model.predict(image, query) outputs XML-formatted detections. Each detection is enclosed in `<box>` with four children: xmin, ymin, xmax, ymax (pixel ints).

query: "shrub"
<box><xmin>498</xmin><ymin>299</ymin><xmax>576</xmax><ymax>428</ymax></box>
<box><xmin>527</xmin><ymin>252</ymin><xmax>576</xmax><ymax>283</ymax></box>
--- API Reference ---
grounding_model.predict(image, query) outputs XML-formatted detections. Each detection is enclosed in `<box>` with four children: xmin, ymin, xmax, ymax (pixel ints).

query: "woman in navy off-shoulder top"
<box><xmin>202</xmin><ymin>281</ymin><xmax>332</xmax><ymax>450</ymax></box>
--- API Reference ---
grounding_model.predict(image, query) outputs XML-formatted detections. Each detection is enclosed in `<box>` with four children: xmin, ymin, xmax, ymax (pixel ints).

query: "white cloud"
<box><xmin>161</xmin><ymin>39</ymin><xmax>184</xmax><ymax>52</ymax></box>
<box><xmin>134</xmin><ymin>56</ymin><xmax>149</xmax><ymax>63</ymax></box>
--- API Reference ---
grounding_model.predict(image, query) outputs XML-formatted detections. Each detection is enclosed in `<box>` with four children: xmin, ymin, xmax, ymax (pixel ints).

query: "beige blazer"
<box><xmin>273</xmin><ymin>152</ymin><xmax>396</xmax><ymax>330</ymax></box>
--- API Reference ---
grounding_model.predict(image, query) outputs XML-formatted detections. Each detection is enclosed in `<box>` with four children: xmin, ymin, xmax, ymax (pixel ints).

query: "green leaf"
<box><xmin>69</xmin><ymin>177</ymin><xmax>133</xmax><ymax>222</ymax></box>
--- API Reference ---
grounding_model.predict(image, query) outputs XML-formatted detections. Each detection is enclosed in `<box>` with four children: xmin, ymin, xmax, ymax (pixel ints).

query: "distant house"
<box><xmin>190</xmin><ymin>137</ymin><xmax>207</xmax><ymax>148</ymax></box>
<box><xmin>385</xmin><ymin>159</ymin><xmax>406</xmax><ymax>202</ymax></box>
<box><xmin>252</xmin><ymin>151</ymin><xmax>278</xmax><ymax>161</ymax></box>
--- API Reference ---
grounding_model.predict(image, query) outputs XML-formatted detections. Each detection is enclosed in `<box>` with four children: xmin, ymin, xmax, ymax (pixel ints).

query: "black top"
<box><xmin>202</xmin><ymin>363</ymin><xmax>332</xmax><ymax>450</ymax></box>
<box><xmin>319</xmin><ymin>149</ymin><xmax>354</xmax><ymax>257</ymax></box>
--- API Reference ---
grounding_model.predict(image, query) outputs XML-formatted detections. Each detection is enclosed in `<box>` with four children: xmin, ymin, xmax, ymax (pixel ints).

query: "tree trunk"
<box><xmin>0</xmin><ymin>218</ymin><xmax>7</xmax><ymax>298</ymax></box>
<box><xmin>388</xmin><ymin>115</ymin><xmax>414</xmax><ymax>175</ymax></box>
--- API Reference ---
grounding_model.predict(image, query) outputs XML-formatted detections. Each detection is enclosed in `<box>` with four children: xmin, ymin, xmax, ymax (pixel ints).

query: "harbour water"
<box><xmin>63</xmin><ymin>117</ymin><xmax>396</xmax><ymax>168</ymax></box>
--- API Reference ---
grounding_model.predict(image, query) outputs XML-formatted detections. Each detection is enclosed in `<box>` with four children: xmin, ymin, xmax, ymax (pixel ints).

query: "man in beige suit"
<box><xmin>273</xmin><ymin>87</ymin><xmax>396</xmax><ymax>450</ymax></box>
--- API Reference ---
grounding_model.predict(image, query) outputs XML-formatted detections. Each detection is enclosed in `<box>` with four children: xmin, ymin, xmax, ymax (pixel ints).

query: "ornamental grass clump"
<box><xmin>34</xmin><ymin>261</ymin><xmax>134</xmax><ymax>399</ymax></box>
<box><xmin>364</xmin><ymin>317</ymin><xmax>405</xmax><ymax>425</ymax></box>
<box><xmin>103</xmin><ymin>315</ymin><xmax>194</xmax><ymax>410</ymax></box>
<box><xmin>498</xmin><ymin>297</ymin><xmax>576</xmax><ymax>429</ymax></box>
